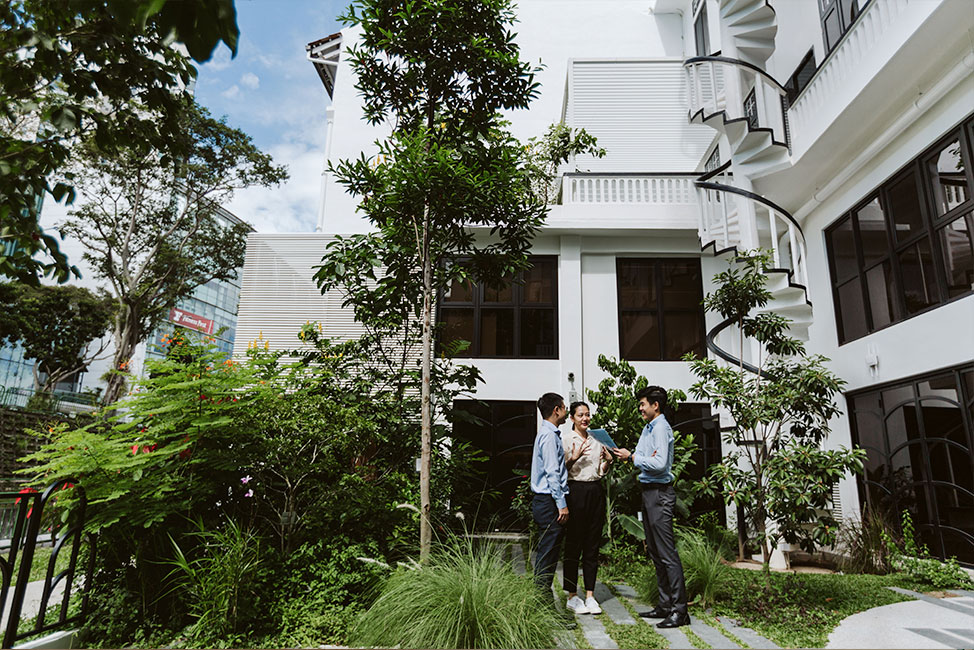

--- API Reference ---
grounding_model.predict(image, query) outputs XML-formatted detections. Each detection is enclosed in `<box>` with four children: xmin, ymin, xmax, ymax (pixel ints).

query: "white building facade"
<box><xmin>236</xmin><ymin>0</ymin><xmax>974</xmax><ymax>563</ymax></box>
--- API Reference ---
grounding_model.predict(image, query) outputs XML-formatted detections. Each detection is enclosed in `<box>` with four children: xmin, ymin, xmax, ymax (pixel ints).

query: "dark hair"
<box><xmin>635</xmin><ymin>385</ymin><xmax>667</xmax><ymax>411</ymax></box>
<box><xmin>569</xmin><ymin>401</ymin><xmax>589</xmax><ymax>429</ymax></box>
<box><xmin>538</xmin><ymin>392</ymin><xmax>565</xmax><ymax>419</ymax></box>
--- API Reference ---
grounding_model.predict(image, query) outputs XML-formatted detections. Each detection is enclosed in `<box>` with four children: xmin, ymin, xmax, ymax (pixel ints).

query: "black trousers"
<box><xmin>641</xmin><ymin>483</ymin><xmax>688</xmax><ymax>615</ymax></box>
<box><xmin>563</xmin><ymin>480</ymin><xmax>604</xmax><ymax>593</ymax></box>
<box><xmin>531</xmin><ymin>493</ymin><xmax>565</xmax><ymax>595</ymax></box>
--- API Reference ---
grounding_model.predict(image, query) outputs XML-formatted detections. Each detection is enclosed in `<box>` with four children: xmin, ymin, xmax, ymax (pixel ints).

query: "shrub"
<box><xmin>351</xmin><ymin>536</ymin><xmax>558</xmax><ymax>649</ymax></box>
<box><xmin>837</xmin><ymin>510</ymin><xmax>897</xmax><ymax>574</ymax></box>
<box><xmin>678</xmin><ymin>528</ymin><xmax>727</xmax><ymax>608</ymax></box>
<box><xmin>695</xmin><ymin>511</ymin><xmax>737</xmax><ymax>561</ymax></box>
<box><xmin>881</xmin><ymin>510</ymin><xmax>974</xmax><ymax>589</ymax></box>
<box><xmin>164</xmin><ymin>518</ymin><xmax>261</xmax><ymax>642</ymax></box>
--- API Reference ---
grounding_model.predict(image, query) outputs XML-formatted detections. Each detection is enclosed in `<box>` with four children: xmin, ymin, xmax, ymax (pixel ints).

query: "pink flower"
<box><xmin>244</xmin><ymin>489</ymin><xmax>254</xmax><ymax>498</ymax></box>
<box><xmin>241</xmin><ymin>475</ymin><xmax>252</xmax><ymax>484</ymax></box>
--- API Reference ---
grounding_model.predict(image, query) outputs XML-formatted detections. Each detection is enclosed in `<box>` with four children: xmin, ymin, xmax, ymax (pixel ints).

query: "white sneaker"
<box><xmin>566</xmin><ymin>595</ymin><xmax>590</xmax><ymax>614</ymax></box>
<box><xmin>585</xmin><ymin>596</ymin><xmax>602</xmax><ymax>614</ymax></box>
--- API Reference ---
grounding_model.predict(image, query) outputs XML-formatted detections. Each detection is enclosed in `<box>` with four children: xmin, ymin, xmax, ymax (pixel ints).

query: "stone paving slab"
<box><xmin>827</xmin><ymin>592</ymin><xmax>974</xmax><ymax>649</ymax></box>
<box><xmin>689</xmin><ymin>618</ymin><xmax>741</xmax><ymax>648</ymax></box>
<box><xmin>576</xmin><ymin>613</ymin><xmax>618</xmax><ymax>649</ymax></box>
<box><xmin>948</xmin><ymin>589</ymin><xmax>974</xmax><ymax>598</ymax></box>
<box><xmin>888</xmin><ymin>587</ymin><xmax>974</xmax><ymax>615</ymax></box>
<box><xmin>714</xmin><ymin>615</ymin><xmax>781</xmax><ymax>649</ymax></box>
<box><xmin>611</xmin><ymin>585</ymin><xmax>694</xmax><ymax>648</ymax></box>
<box><xmin>593</xmin><ymin>582</ymin><xmax>636</xmax><ymax>625</ymax></box>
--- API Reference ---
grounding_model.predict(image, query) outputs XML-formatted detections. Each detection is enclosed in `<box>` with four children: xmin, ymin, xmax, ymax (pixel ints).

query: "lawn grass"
<box><xmin>708</xmin><ymin>569</ymin><xmax>930</xmax><ymax>649</ymax></box>
<box><xmin>603</xmin><ymin>552</ymin><xmax>966</xmax><ymax>650</ymax></box>
<box><xmin>682</xmin><ymin>626</ymin><xmax>711</xmax><ymax>648</ymax></box>
<box><xmin>8</xmin><ymin>544</ymin><xmax>73</xmax><ymax>587</ymax></box>
<box><xmin>596</xmin><ymin>612</ymin><xmax>670</xmax><ymax>649</ymax></box>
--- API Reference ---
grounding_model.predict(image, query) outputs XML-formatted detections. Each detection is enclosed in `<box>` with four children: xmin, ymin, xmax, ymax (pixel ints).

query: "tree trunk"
<box><xmin>419</xmin><ymin>211</ymin><xmax>433</xmax><ymax>564</ymax></box>
<box><xmin>104</xmin><ymin>306</ymin><xmax>140</xmax><ymax>405</ymax></box>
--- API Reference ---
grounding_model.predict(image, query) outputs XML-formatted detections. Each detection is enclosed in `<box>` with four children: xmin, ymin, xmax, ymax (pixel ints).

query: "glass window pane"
<box><xmin>837</xmin><ymin>278</ymin><xmax>867</xmax><ymax>341</ymax></box>
<box><xmin>661</xmin><ymin>260</ymin><xmax>703</xmax><ymax>309</ymax></box>
<box><xmin>928</xmin><ymin>139</ymin><xmax>970</xmax><ymax>217</ymax></box>
<box><xmin>443</xmin><ymin>275</ymin><xmax>475</xmax><ymax>303</ymax></box>
<box><xmin>480</xmin><ymin>308</ymin><xmax>514</xmax><ymax>356</ymax></box>
<box><xmin>823</xmin><ymin>6</ymin><xmax>842</xmax><ymax>51</ymax></box>
<box><xmin>617</xmin><ymin>260</ymin><xmax>656</xmax><ymax>309</ymax></box>
<box><xmin>828</xmin><ymin>217</ymin><xmax>858</xmax><ymax>282</ymax></box>
<box><xmin>663</xmin><ymin>312</ymin><xmax>705</xmax><ymax>360</ymax></box>
<box><xmin>519</xmin><ymin>309</ymin><xmax>556</xmax><ymax>358</ymax></box>
<box><xmin>694</xmin><ymin>3</ymin><xmax>709</xmax><ymax>56</ymax></box>
<box><xmin>887</xmin><ymin>170</ymin><xmax>925</xmax><ymax>242</ymax></box>
<box><xmin>440</xmin><ymin>308</ymin><xmax>475</xmax><ymax>356</ymax></box>
<box><xmin>865</xmin><ymin>261</ymin><xmax>895</xmax><ymax>329</ymax></box>
<box><xmin>856</xmin><ymin>197</ymin><xmax>890</xmax><ymax>266</ymax></box>
<box><xmin>484</xmin><ymin>282</ymin><xmax>513</xmax><ymax>303</ymax></box>
<box><xmin>620</xmin><ymin>312</ymin><xmax>660</xmax><ymax>360</ymax></box>
<box><xmin>938</xmin><ymin>214</ymin><xmax>974</xmax><ymax>298</ymax></box>
<box><xmin>521</xmin><ymin>260</ymin><xmax>555</xmax><ymax>304</ymax></box>
<box><xmin>898</xmin><ymin>237</ymin><xmax>939</xmax><ymax>314</ymax></box>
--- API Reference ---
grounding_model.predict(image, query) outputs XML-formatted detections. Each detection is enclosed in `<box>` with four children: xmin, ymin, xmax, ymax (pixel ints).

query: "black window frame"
<box><xmin>615</xmin><ymin>257</ymin><xmax>707</xmax><ymax>362</ymax></box>
<box><xmin>693</xmin><ymin>1</ymin><xmax>710</xmax><ymax>57</ymax></box>
<box><xmin>847</xmin><ymin>362</ymin><xmax>974</xmax><ymax>565</ymax></box>
<box><xmin>784</xmin><ymin>49</ymin><xmax>817</xmax><ymax>105</ymax></box>
<box><xmin>819</xmin><ymin>0</ymin><xmax>870</xmax><ymax>54</ymax></box>
<box><xmin>437</xmin><ymin>256</ymin><xmax>559</xmax><ymax>359</ymax></box>
<box><xmin>826</xmin><ymin>112</ymin><xmax>974</xmax><ymax>344</ymax></box>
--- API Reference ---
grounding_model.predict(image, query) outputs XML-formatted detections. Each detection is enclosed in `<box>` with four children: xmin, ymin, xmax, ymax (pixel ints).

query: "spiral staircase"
<box><xmin>686</xmin><ymin>4</ymin><xmax>815</xmax><ymax>404</ymax></box>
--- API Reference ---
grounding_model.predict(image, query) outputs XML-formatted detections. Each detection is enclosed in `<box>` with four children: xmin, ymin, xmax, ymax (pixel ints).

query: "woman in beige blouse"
<box><xmin>563</xmin><ymin>401</ymin><xmax>613</xmax><ymax>615</ymax></box>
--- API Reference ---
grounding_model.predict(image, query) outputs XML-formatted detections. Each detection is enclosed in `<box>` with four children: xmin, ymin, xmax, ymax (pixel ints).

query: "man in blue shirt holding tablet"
<box><xmin>613</xmin><ymin>386</ymin><xmax>690</xmax><ymax>628</ymax></box>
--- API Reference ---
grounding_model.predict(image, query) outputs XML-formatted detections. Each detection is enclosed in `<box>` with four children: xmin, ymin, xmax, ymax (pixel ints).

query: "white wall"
<box><xmin>320</xmin><ymin>0</ymin><xmax>693</xmax><ymax>233</ymax></box>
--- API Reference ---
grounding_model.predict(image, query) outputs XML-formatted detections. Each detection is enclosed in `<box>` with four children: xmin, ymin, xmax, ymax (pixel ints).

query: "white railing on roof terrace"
<box><xmin>564</xmin><ymin>174</ymin><xmax>697</xmax><ymax>205</ymax></box>
<box><xmin>788</xmin><ymin>0</ymin><xmax>929</xmax><ymax>155</ymax></box>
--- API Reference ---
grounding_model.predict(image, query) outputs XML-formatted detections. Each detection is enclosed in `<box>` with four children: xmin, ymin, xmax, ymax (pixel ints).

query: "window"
<box><xmin>826</xmin><ymin>113</ymin><xmax>974</xmax><ymax>343</ymax></box>
<box><xmin>848</xmin><ymin>364</ymin><xmax>974</xmax><ymax>564</ymax></box>
<box><xmin>784</xmin><ymin>50</ymin><xmax>817</xmax><ymax>104</ymax></box>
<box><xmin>743</xmin><ymin>88</ymin><xmax>758</xmax><ymax>130</ymax></box>
<box><xmin>693</xmin><ymin>3</ymin><xmax>710</xmax><ymax>57</ymax></box>
<box><xmin>438</xmin><ymin>257</ymin><xmax>557</xmax><ymax>358</ymax></box>
<box><xmin>819</xmin><ymin>0</ymin><xmax>867</xmax><ymax>53</ymax></box>
<box><xmin>452</xmin><ymin>400</ymin><xmax>537</xmax><ymax>531</ymax></box>
<box><xmin>616</xmin><ymin>258</ymin><xmax>706</xmax><ymax>361</ymax></box>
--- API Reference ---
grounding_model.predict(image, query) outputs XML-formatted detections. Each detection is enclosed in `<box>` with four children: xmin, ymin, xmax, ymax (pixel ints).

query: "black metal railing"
<box><xmin>0</xmin><ymin>480</ymin><xmax>94</xmax><ymax>649</ymax></box>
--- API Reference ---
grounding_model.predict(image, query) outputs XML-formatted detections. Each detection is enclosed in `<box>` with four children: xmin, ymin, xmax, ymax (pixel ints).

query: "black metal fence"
<box><xmin>0</xmin><ymin>480</ymin><xmax>94</xmax><ymax>649</ymax></box>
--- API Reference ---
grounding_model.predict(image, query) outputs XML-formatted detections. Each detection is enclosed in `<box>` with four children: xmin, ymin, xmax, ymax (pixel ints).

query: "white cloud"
<box><xmin>240</xmin><ymin>72</ymin><xmax>260</xmax><ymax>89</ymax></box>
<box><xmin>203</xmin><ymin>46</ymin><xmax>234</xmax><ymax>72</ymax></box>
<box><xmin>221</xmin><ymin>84</ymin><xmax>241</xmax><ymax>99</ymax></box>
<box><xmin>225</xmin><ymin>139</ymin><xmax>323</xmax><ymax>234</ymax></box>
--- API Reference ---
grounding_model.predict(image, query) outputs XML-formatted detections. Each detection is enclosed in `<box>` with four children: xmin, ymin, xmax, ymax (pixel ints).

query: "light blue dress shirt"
<box><xmin>633</xmin><ymin>414</ymin><xmax>674</xmax><ymax>484</ymax></box>
<box><xmin>530</xmin><ymin>420</ymin><xmax>569</xmax><ymax>509</ymax></box>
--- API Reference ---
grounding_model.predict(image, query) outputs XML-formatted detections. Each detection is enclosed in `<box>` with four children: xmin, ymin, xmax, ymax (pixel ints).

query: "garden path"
<box><xmin>826</xmin><ymin>588</ymin><xmax>974</xmax><ymax>649</ymax></box>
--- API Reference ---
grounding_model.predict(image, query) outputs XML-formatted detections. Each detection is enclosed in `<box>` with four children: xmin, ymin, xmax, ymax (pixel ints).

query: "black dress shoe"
<box><xmin>656</xmin><ymin>612</ymin><xmax>691</xmax><ymax>628</ymax></box>
<box><xmin>639</xmin><ymin>607</ymin><xmax>669</xmax><ymax>618</ymax></box>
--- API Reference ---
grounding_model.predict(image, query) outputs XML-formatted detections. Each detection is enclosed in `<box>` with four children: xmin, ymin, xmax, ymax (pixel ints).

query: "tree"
<box><xmin>59</xmin><ymin>99</ymin><xmax>287</xmax><ymax>404</ymax></box>
<box><xmin>0</xmin><ymin>282</ymin><xmax>114</xmax><ymax>393</ymax></box>
<box><xmin>314</xmin><ymin>0</ymin><xmax>603</xmax><ymax>562</ymax></box>
<box><xmin>584</xmin><ymin>354</ymin><xmax>696</xmax><ymax>545</ymax></box>
<box><xmin>685</xmin><ymin>250</ymin><xmax>866</xmax><ymax>570</ymax></box>
<box><xmin>1</xmin><ymin>0</ymin><xmax>240</xmax><ymax>285</ymax></box>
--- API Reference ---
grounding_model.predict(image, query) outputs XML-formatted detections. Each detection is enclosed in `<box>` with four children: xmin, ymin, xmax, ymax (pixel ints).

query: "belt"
<box><xmin>641</xmin><ymin>482</ymin><xmax>671</xmax><ymax>489</ymax></box>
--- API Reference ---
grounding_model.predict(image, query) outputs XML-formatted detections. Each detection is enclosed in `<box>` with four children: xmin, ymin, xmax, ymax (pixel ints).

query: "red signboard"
<box><xmin>169</xmin><ymin>308</ymin><xmax>215</xmax><ymax>334</ymax></box>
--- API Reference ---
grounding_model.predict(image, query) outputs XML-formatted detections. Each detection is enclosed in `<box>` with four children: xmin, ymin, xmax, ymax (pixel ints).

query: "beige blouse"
<box><xmin>564</xmin><ymin>428</ymin><xmax>607</xmax><ymax>482</ymax></box>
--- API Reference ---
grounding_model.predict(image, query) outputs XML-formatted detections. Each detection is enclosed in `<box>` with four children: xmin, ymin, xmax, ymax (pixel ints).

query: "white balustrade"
<box><xmin>788</xmin><ymin>0</ymin><xmax>926</xmax><ymax>155</ymax></box>
<box><xmin>565</xmin><ymin>175</ymin><xmax>697</xmax><ymax>205</ymax></box>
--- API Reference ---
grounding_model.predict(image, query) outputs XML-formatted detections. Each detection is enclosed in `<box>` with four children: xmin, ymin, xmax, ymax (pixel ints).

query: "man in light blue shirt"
<box><xmin>614</xmin><ymin>386</ymin><xmax>689</xmax><ymax>628</ymax></box>
<box><xmin>530</xmin><ymin>392</ymin><xmax>569</xmax><ymax>596</ymax></box>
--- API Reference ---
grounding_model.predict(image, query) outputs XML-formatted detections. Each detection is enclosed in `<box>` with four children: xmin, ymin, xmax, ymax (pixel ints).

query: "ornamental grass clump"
<box><xmin>351</xmin><ymin>537</ymin><xmax>558</xmax><ymax>649</ymax></box>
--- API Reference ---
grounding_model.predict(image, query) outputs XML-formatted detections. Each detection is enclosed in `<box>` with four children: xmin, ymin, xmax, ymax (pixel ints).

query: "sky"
<box><xmin>192</xmin><ymin>0</ymin><xmax>347</xmax><ymax>234</ymax></box>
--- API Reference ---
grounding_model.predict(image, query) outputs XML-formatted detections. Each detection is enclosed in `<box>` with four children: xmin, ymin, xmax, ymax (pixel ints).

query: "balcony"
<box><xmin>543</xmin><ymin>173</ymin><xmax>700</xmax><ymax>232</ymax></box>
<box><xmin>786</xmin><ymin>0</ymin><xmax>959</xmax><ymax>165</ymax></box>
